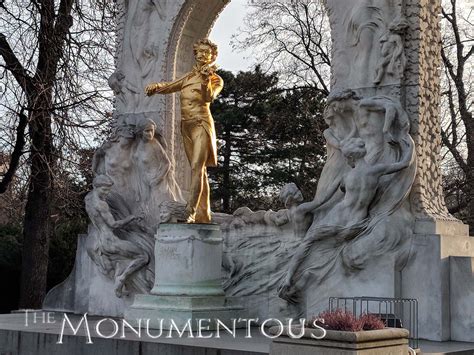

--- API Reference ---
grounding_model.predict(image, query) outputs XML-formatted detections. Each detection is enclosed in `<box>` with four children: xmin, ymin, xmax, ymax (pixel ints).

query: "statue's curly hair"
<box><xmin>93</xmin><ymin>174</ymin><xmax>114</xmax><ymax>188</ymax></box>
<box><xmin>193</xmin><ymin>38</ymin><xmax>218</xmax><ymax>62</ymax></box>
<box><xmin>279</xmin><ymin>183</ymin><xmax>303</xmax><ymax>206</ymax></box>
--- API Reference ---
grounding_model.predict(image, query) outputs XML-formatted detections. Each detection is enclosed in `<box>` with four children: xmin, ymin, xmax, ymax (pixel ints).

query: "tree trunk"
<box><xmin>466</xmin><ymin>132</ymin><xmax>474</xmax><ymax>235</ymax></box>
<box><xmin>19</xmin><ymin>93</ymin><xmax>54</xmax><ymax>309</ymax></box>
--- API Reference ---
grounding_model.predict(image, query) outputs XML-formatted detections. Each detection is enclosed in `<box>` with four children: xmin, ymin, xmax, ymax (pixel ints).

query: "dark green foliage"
<box><xmin>0</xmin><ymin>224</ymin><xmax>22</xmax><ymax>271</ymax></box>
<box><xmin>0</xmin><ymin>218</ymin><xmax>86</xmax><ymax>312</ymax></box>
<box><xmin>0</xmin><ymin>163</ymin><xmax>89</xmax><ymax>311</ymax></box>
<box><xmin>47</xmin><ymin>219</ymin><xmax>84</xmax><ymax>289</ymax></box>
<box><xmin>0</xmin><ymin>224</ymin><xmax>22</xmax><ymax>312</ymax></box>
<box><xmin>209</xmin><ymin>67</ymin><xmax>326</xmax><ymax>212</ymax></box>
<box><xmin>259</xmin><ymin>86</ymin><xmax>327</xmax><ymax>199</ymax></box>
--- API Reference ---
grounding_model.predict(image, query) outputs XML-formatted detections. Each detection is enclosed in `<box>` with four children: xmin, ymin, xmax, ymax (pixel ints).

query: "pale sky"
<box><xmin>210</xmin><ymin>0</ymin><xmax>255</xmax><ymax>73</ymax></box>
<box><xmin>209</xmin><ymin>0</ymin><xmax>473</xmax><ymax>73</ymax></box>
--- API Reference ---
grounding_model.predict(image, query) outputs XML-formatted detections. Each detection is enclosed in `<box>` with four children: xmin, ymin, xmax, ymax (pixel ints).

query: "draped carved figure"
<box><xmin>115</xmin><ymin>0</ymin><xmax>168</xmax><ymax>112</ymax></box>
<box><xmin>133</xmin><ymin>118</ymin><xmax>184</xmax><ymax>226</ymax></box>
<box><xmin>108</xmin><ymin>70</ymin><xmax>141</xmax><ymax>113</ymax></box>
<box><xmin>327</xmin><ymin>0</ymin><xmax>407</xmax><ymax>89</ymax></box>
<box><xmin>86</xmin><ymin>113</ymin><xmax>184</xmax><ymax>298</ymax></box>
<box><xmin>277</xmin><ymin>93</ymin><xmax>417</xmax><ymax>304</ymax></box>
<box><xmin>313</xmin><ymin>90</ymin><xmax>359</xmax><ymax>213</ymax></box>
<box><xmin>373</xmin><ymin>17</ymin><xmax>409</xmax><ymax>85</ymax></box>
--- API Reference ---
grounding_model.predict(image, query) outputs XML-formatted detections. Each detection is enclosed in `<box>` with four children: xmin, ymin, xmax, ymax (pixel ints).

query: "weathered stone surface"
<box><xmin>43</xmin><ymin>0</ymin><xmax>474</xmax><ymax>346</ymax></box>
<box><xmin>270</xmin><ymin>327</ymin><xmax>409</xmax><ymax>355</ymax></box>
<box><xmin>401</xmin><ymin>233</ymin><xmax>474</xmax><ymax>341</ymax></box>
<box><xmin>152</xmin><ymin>223</ymin><xmax>225</xmax><ymax>297</ymax></box>
<box><xmin>449</xmin><ymin>256</ymin><xmax>474</xmax><ymax>343</ymax></box>
<box><xmin>126</xmin><ymin>223</ymin><xmax>242</xmax><ymax>330</ymax></box>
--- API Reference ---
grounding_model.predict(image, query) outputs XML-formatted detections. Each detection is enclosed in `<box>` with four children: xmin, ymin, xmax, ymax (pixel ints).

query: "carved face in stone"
<box><xmin>141</xmin><ymin>124</ymin><xmax>155</xmax><ymax>142</ymax></box>
<box><xmin>97</xmin><ymin>185</ymin><xmax>111</xmax><ymax>199</ymax></box>
<box><xmin>288</xmin><ymin>189</ymin><xmax>304</xmax><ymax>206</ymax></box>
<box><xmin>159</xmin><ymin>209</ymin><xmax>171</xmax><ymax>223</ymax></box>
<box><xmin>342</xmin><ymin>138</ymin><xmax>367</xmax><ymax>168</ymax></box>
<box><xmin>92</xmin><ymin>175</ymin><xmax>113</xmax><ymax>199</ymax></box>
<box><xmin>279</xmin><ymin>183</ymin><xmax>304</xmax><ymax>208</ymax></box>
<box><xmin>324</xmin><ymin>104</ymin><xmax>336</xmax><ymax>126</ymax></box>
<box><xmin>195</xmin><ymin>44</ymin><xmax>214</xmax><ymax>66</ymax></box>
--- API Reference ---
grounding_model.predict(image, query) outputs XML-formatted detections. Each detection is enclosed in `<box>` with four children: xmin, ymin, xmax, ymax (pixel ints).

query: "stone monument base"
<box><xmin>401</xmin><ymin>229</ymin><xmax>474</xmax><ymax>342</ymax></box>
<box><xmin>1</xmin><ymin>313</ymin><xmax>473</xmax><ymax>354</ymax></box>
<box><xmin>125</xmin><ymin>223</ymin><xmax>243</xmax><ymax>330</ymax></box>
<box><xmin>126</xmin><ymin>294</ymin><xmax>242</xmax><ymax>330</ymax></box>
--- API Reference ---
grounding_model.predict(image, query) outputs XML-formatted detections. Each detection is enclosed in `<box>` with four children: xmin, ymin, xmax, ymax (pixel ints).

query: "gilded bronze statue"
<box><xmin>145</xmin><ymin>39</ymin><xmax>223</xmax><ymax>223</ymax></box>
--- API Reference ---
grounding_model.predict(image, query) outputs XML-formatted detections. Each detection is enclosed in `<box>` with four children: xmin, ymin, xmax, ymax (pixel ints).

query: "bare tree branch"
<box><xmin>0</xmin><ymin>109</ymin><xmax>28</xmax><ymax>193</ymax></box>
<box><xmin>0</xmin><ymin>33</ymin><xmax>33</xmax><ymax>95</ymax></box>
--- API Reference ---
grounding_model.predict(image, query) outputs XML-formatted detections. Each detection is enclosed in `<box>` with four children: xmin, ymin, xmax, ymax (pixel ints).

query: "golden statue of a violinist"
<box><xmin>145</xmin><ymin>39</ymin><xmax>223</xmax><ymax>223</ymax></box>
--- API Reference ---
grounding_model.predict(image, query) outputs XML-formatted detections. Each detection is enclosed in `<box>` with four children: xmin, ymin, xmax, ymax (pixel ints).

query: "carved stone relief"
<box><xmin>86</xmin><ymin>113</ymin><xmax>184</xmax><ymax>297</ymax></box>
<box><xmin>326</xmin><ymin>0</ymin><xmax>406</xmax><ymax>89</ymax></box>
<box><xmin>273</xmin><ymin>92</ymin><xmax>416</xmax><ymax>304</ymax></box>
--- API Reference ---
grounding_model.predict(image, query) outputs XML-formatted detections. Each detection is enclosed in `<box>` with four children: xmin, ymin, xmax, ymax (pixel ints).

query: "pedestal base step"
<box><xmin>125</xmin><ymin>294</ymin><xmax>244</xmax><ymax>330</ymax></box>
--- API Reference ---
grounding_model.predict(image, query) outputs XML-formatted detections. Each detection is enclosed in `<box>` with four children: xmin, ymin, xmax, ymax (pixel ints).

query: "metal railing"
<box><xmin>329</xmin><ymin>296</ymin><xmax>418</xmax><ymax>349</ymax></box>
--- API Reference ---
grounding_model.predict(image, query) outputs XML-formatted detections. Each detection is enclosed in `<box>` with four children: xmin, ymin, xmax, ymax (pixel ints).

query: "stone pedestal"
<box><xmin>401</xmin><ymin>230</ymin><xmax>474</xmax><ymax>341</ymax></box>
<box><xmin>449</xmin><ymin>256</ymin><xmax>474</xmax><ymax>342</ymax></box>
<box><xmin>125</xmin><ymin>223</ymin><xmax>242</xmax><ymax>330</ymax></box>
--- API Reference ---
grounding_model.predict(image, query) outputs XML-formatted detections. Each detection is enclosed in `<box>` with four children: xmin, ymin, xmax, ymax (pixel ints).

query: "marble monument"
<box><xmin>43</xmin><ymin>0</ymin><xmax>474</xmax><ymax>343</ymax></box>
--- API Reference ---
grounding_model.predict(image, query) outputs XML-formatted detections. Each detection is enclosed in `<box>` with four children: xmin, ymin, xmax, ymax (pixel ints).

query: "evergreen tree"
<box><xmin>209</xmin><ymin>68</ymin><xmax>326</xmax><ymax>212</ymax></box>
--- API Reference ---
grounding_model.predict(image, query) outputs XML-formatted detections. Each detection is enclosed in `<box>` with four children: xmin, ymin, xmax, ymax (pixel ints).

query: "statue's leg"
<box><xmin>195</xmin><ymin>171</ymin><xmax>211</xmax><ymax>223</ymax></box>
<box><xmin>112</xmin><ymin>240</ymin><xmax>149</xmax><ymax>298</ymax></box>
<box><xmin>186</xmin><ymin>124</ymin><xmax>210</xmax><ymax>222</ymax></box>
<box><xmin>182</xmin><ymin>121</ymin><xmax>194</xmax><ymax>163</ymax></box>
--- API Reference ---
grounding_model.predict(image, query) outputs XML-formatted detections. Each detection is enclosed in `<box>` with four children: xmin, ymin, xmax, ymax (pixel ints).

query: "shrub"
<box><xmin>359</xmin><ymin>313</ymin><xmax>385</xmax><ymax>330</ymax></box>
<box><xmin>310</xmin><ymin>309</ymin><xmax>385</xmax><ymax>332</ymax></box>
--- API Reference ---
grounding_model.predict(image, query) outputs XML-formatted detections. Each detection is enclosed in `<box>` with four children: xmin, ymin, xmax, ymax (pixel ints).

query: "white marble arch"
<box><xmin>167</xmin><ymin>0</ymin><xmax>230</xmax><ymax>197</ymax></box>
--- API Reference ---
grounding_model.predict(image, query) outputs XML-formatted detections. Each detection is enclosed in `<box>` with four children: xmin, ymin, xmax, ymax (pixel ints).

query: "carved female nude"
<box><xmin>278</xmin><ymin>136</ymin><xmax>414</xmax><ymax>302</ymax></box>
<box><xmin>92</xmin><ymin>133</ymin><xmax>134</xmax><ymax>194</ymax></box>
<box><xmin>134</xmin><ymin>118</ymin><xmax>183</xmax><ymax>221</ymax></box>
<box><xmin>314</xmin><ymin>89</ymin><xmax>358</xmax><ymax>206</ymax></box>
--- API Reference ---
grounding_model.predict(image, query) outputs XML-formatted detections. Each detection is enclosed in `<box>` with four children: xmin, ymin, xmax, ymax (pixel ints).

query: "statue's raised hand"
<box><xmin>133</xmin><ymin>212</ymin><xmax>146</xmax><ymax>223</ymax></box>
<box><xmin>145</xmin><ymin>83</ymin><xmax>162</xmax><ymax>96</ymax></box>
<box><xmin>199</xmin><ymin>64</ymin><xmax>216</xmax><ymax>83</ymax></box>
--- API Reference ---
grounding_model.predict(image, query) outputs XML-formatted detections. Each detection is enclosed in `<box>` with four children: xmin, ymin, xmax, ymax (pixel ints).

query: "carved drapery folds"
<box><xmin>222</xmin><ymin>91</ymin><xmax>416</xmax><ymax>304</ymax></box>
<box><xmin>114</xmin><ymin>0</ymin><xmax>171</xmax><ymax>113</ymax></box>
<box><xmin>326</xmin><ymin>0</ymin><xmax>453</xmax><ymax>222</ymax></box>
<box><xmin>276</xmin><ymin>91</ymin><xmax>416</xmax><ymax>303</ymax></box>
<box><xmin>328</xmin><ymin>0</ymin><xmax>408</xmax><ymax>89</ymax></box>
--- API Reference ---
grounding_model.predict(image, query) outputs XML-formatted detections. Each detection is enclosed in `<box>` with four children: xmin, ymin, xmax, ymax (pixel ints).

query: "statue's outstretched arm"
<box><xmin>145</xmin><ymin>76</ymin><xmax>185</xmax><ymax>96</ymax></box>
<box><xmin>297</xmin><ymin>181</ymin><xmax>340</xmax><ymax>215</ymax></box>
<box><xmin>100</xmin><ymin>207</ymin><xmax>136</xmax><ymax>229</ymax></box>
<box><xmin>382</xmin><ymin>104</ymin><xmax>396</xmax><ymax>134</ymax></box>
